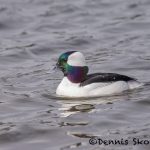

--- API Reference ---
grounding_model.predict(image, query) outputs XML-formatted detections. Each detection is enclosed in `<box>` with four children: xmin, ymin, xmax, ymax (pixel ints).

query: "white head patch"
<box><xmin>67</xmin><ymin>52</ymin><xmax>86</xmax><ymax>66</ymax></box>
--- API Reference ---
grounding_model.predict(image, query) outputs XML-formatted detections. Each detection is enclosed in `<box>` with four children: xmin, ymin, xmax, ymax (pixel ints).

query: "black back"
<box><xmin>80</xmin><ymin>73</ymin><xmax>136</xmax><ymax>86</ymax></box>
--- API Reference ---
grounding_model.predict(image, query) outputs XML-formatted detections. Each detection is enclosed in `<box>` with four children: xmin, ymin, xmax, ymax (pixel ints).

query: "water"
<box><xmin>0</xmin><ymin>0</ymin><xmax>150</xmax><ymax>149</ymax></box>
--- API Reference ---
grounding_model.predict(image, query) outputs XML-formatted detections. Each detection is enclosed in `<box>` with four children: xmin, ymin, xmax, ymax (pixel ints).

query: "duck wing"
<box><xmin>80</xmin><ymin>73</ymin><xmax>136</xmax><ymax>86</ymax></box>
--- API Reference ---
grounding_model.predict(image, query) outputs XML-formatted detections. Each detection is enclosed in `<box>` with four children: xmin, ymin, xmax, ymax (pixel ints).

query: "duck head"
<box><xmin>56</xmin><ymin>51</ymin><xmax>89</xmax><ymax>83</ymax></box>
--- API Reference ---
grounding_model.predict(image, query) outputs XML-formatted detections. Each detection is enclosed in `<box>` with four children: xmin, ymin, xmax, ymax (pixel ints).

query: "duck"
<box><xmin>55</xmin><ymin>51</ymin><xmax>142</xmax><ymax>97</ymax></box>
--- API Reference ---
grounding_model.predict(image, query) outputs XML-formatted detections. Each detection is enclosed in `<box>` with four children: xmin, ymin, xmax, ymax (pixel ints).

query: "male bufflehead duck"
<box><xmin>55</xmin><ymin>51</ymin><xmax>142</xmax><ymax>97</ymax></box>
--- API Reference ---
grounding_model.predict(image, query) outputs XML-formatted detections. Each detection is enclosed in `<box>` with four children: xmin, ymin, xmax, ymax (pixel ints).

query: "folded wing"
<box><xmin>80</xmin><ymin>73</ymin><xmax>136</xmax><ymax>86</ymax></box>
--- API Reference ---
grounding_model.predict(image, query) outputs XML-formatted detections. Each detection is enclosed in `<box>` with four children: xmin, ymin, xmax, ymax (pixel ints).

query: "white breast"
<box><xmin>56</xmin><ymin>77</ymin><xmax>88</xmax><ymax>97</ymax></box>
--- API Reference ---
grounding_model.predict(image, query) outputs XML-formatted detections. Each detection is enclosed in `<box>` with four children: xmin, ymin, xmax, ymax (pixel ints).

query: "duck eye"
<box><xmin>62</xmin><ymin>59</ymin><xmax>67</xmax><ymax>62</ymax></box>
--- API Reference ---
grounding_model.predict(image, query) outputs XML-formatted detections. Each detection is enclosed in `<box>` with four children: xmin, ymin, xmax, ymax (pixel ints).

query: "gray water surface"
<box><xmin>0</xmin><ymin>0</ymin><xmax>150</xmax><ymax>150</ymax></box>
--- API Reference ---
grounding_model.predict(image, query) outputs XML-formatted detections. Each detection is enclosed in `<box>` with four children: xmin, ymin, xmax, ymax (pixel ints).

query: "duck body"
<box><xmin>56</xmin><ymin>73</ymin><xmax>141</xmax><ymax>97</ymax></box>
<box><xmin>55</xmin><ymin>51</ymin><xmax>142</xmax><ymax>97</ymax></box>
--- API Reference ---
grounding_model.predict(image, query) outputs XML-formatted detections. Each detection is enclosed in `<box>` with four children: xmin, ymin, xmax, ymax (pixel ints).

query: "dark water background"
<box><xmin>0</xmin><ymin>0</ymin><xmax>150</xmax><ymax>150</ymax></box>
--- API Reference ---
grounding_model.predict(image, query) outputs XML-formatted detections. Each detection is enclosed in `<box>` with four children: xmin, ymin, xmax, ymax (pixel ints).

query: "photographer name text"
<box><xmin>89</xmin><ymin>137</ymin><xmax>150</xmax><ymax>146</ymax></box>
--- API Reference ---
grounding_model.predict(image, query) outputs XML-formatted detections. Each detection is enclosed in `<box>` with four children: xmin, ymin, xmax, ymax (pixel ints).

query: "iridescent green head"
<box><xmin>56</xmin><ymin>51</ymin><xmax>89</xmax><ymax>83</ymax></box>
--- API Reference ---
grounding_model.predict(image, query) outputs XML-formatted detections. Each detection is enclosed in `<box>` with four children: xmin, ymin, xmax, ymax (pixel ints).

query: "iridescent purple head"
<box><xmin>56</xmin><ymin>51</ymin><xmax>89</xmax><ymax>83</ymax></box>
